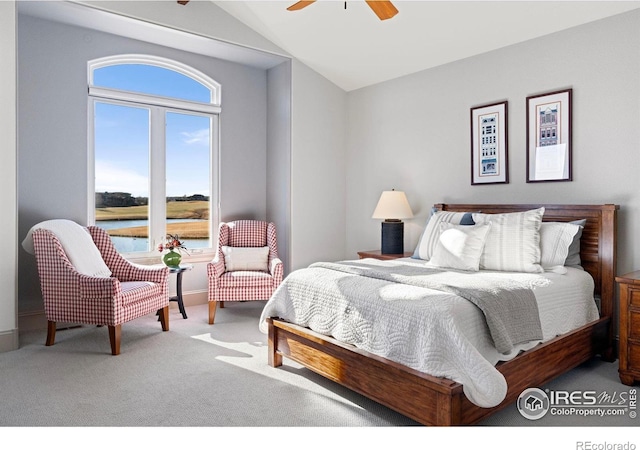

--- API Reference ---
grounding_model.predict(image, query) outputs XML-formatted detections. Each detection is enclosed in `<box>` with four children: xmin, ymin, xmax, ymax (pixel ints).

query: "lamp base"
<box><xmin>381</xmin><ymin>220</ymin><xmax>404</xmax><ymax>254</ymax></box>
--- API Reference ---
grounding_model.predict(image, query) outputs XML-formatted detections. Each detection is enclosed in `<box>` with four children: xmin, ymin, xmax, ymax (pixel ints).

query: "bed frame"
<box><xmin>266</xmin><ymin>203</ymin><xmax>619</xmax><ymax>426</ymax></box>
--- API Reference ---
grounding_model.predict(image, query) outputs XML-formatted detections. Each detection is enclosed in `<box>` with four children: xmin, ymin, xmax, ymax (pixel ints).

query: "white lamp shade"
<box><xmin>372</xmin><ymin>190</ymin><xmax>414</xmax><ymax>220</ymax></box>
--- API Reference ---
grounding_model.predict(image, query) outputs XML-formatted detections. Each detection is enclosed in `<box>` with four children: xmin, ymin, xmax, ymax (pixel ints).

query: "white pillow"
<box><xmin>472</xmin><ymin>207</ymin><xmax>545</xmax><ymax>273</ymax></box>
<box><xmin>413</xmin><ymin>211</ymin><xmax>476</xmax><ymax>261</ymax></box>
<box><xmin>22</xmin><ymin>219</ymin><xmax>112</xmax><ymax>278</ymax></box>
<box><xmin>427</xmin><ymin>222</ymin><xmax>491</xmax><ymax>272</ymax></box>
<box><xmin>222</xmin><ymin>246</ymin><xmax>269</xmax><ymax>272</ymax></box>
<box><xmin>539</xmin><ymin>221</ymin><xmax>581</xmax><ymax>274</ymax></box>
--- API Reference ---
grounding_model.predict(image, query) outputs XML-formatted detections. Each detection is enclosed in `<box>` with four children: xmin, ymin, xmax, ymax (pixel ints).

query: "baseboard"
<box><xmin>181</xmin><ymin>290</ymin><xmax>208</xmax><ymax>307</ymax></box>
<box><xmin>0</xmin><ymin>329</ymin><xmax>19</xmax><ymax>352</ymax></box>
<box><xmin>18</xmin><ymin>290</ymin><xmax>209</xmax><ymax>333</ymax></box>
<box><xmin>18</xmin><ymin>310</ymin><xmax>47</xmax><ymax>333</ymax></box>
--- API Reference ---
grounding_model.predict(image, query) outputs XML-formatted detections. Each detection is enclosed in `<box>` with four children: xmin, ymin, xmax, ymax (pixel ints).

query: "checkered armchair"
<box><xmin>207</xmin><ymin>220</ymin><xmax>283</xmax><ymax>324</ymax></box>
<box><xmin>32</xmin><ymin>225</ymin><xmax>170</xmax><ymax>355</ymax></box>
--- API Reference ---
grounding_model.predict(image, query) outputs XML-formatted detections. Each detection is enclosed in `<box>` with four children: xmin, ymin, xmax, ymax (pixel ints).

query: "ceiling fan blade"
<box><xmin>177</xmin><ymin>1</ymin><xmax>189</xmax><ymax>5</ymax></box>
<box><xmin>365</xmin><ymin>1</ymin><xmax>398</xmax><ymax>20</ymax></box>
<box><xmin>287</xmin><ymin>1</ymin><xmax>317</xmax><ymax>12</ymax></box>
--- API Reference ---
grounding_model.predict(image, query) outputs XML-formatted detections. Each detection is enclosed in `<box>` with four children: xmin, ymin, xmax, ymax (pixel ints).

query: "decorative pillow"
<box><xmin>472</xmin><ymin>207</ymin><xmax>545</xmax><ymax>273</ymax></box>
<box><xmin>22</xmin><ymin>219</ymin><xmax>112</xmax><ymax>278</ymax></box>
<box><xmin>427</xmin><ymin>222</ymin><xmax>491</xmax><ymax>272</ymax></box>
<box><xmin>539</xmin><ymin>221</ymin><xmax>582</xmax><ymax>274</ymax></box>
<box><xmin>412</xmin><ymin>210</ymin><xmax>476</xmax><ymax>261</ymax></box>
<box><xmin>565</xmin><ymin>219</ymin><xmax>586</xmax><ymax>268</ymax></box>
<box><xmin>222</xmin><ymin>246</ymin><xmax>269</xmax><ymax>272</ymax></box>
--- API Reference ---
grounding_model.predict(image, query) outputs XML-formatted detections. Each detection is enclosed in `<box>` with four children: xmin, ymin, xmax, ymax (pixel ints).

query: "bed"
<box><xmin>261</xmin><ymin>203</ymin><xmax>619</xmax><ymax>426</ymax></box>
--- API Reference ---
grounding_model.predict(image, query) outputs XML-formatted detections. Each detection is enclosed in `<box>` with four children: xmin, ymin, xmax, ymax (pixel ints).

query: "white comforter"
<box><xmin>259</xmin><ymin>258</ymin><xmax>599</xmax><ymax>408</ymax></box>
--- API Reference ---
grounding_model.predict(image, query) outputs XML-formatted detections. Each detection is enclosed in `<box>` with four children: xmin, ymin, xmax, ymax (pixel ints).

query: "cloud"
<box><xmin>95</xmin><ymin>160</ymin><xmax>149</xmax><ymax>197</ymax></box>
<box><xmin>181</xmin><ymin>128</ymin><xmax>210</xmax><ymax>145</ymax></box>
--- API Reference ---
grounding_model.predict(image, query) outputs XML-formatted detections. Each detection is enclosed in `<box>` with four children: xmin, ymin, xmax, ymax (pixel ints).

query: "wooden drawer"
<box><xmin>631</xmin><ymin>288</ymin><xmax>640</xmax><ymax>307</ymax></box>
<box><xmin>631</xmin><ymin>311</ymin><xmax>640</xmax><ymax>340</ymax></box>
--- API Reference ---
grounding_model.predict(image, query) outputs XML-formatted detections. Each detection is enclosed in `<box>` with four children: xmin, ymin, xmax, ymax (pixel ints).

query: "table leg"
<box><xmin>174</xmin><ymin>271</ymin><xmax>188</xmax><ymax>319</ymax></box>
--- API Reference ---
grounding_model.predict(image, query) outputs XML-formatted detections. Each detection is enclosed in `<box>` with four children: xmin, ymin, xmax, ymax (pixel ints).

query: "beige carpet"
<box><xmin>1</xmin><ymin>300</ymin><xmax>637</xmax><ymax>447</ymax></box>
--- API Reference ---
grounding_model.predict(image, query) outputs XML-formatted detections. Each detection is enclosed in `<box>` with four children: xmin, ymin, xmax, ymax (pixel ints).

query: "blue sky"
<box><xmin>94</xmin><ymin>64</ymin><xmax>211</xmax><ymax>198</ymax></box>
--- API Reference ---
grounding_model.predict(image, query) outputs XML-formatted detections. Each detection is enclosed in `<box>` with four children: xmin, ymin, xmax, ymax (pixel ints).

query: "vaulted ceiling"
<box><xmin>213</xmin><ymin>1</ymin><xmax>640</xmax><ymax>91</ymax></box>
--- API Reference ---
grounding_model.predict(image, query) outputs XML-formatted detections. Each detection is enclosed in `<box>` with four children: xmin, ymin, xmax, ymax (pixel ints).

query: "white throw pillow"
<box><xmin>413</xmin><ymin>211</ymin><xmax>476</xmax><ymax>261</ymax></box>
<box><xmin>539</xmin><ymin>221</ymin><xmax>581</xmax><ymax>274</ymax></box>
<box><xmin>222</xmin><ymin>246</ymin><xmax>269</xmax><ymax>272</ymax></box>
<box><xmin>22</xmin><ymin>219</ymin><xmax>112</xmax><ymax>278</ymax></box>
<box><xmin>472</xmin><ymin>207</ymin><xmax>545</xmax><ymax>273</ymax></box>
<box><xmin>427</xmin><ymin>222</ymin><xmax>491</xmax><ymax>272</ymax></box>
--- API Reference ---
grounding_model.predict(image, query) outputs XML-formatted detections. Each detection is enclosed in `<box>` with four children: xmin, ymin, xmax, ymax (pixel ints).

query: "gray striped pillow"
<box><xmin>413</xmin><ymin>211</ymin><xmax>474</xmax><ymax>261</ymax></box>
<box><xmin>472</xmin><ymin>207</ymin><xmax>545</xmax><ymax>273</ymax></box>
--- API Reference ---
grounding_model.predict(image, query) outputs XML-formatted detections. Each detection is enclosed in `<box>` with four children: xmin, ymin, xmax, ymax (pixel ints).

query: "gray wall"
<box><xmin>345</xmin><ymin>9</ymin><xmax>640</xmax><ymax>281</ymax></box>
<box><xmin>17</xmin><ymin>13</ymin><xmax>269</xmax><ymax>314</ymax></box>
<box><xmin>290</xmin><ymin>59</ymin><xmax>348</xmax><ymax>270</ymax></box>
<box><xmin>267</xmin><ymin>61</ymin><xmax>292</xmax><ymax>273</ymax></box>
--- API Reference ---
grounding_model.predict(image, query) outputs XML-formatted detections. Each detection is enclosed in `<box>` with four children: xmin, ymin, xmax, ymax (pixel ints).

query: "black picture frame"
<box><xmin>526</xmin><ymin>88</ymin><xmax>572</xmax><ymax>182</ymax></box>
<box><xmin>470</xmin><ymin>101</ymin><xmax>509</xmax><ymax>185</ymax></box>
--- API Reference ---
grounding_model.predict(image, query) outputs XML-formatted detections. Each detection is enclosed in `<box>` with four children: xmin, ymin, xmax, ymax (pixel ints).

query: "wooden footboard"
<box><xmin>266</xmin><ymin>203</ymin><xmax>618</xmax><ymax>426</ymax></box>
<box><xmin>268</xmin><ymin>316</ymin><xmax>610</xmax><ymax>426</ymax></box>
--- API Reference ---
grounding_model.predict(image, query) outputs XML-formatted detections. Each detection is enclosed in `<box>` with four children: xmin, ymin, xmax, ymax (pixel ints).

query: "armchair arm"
<box><xmin>79</xmin><ymin>275</ymin><xmax>121</xmax><ymax>300</ymax></box>
<box><xmin>207</xmin><ymin>258</ymin><xmax>226</xmax><ymax>279</ymax></box>
<box><xmin>119</xmin><ymin>262</ymin><xmax>169</xmax><ymax>284</ymax></box>
<box><xmin>270</xmin><ymin>258</ymin><xmax>284</xmax><ymax>286</ymax></box>
<box><xmin>207</xmin><ymin>257</ymin><xmax>226</xmax><ymax>297</ymax></box>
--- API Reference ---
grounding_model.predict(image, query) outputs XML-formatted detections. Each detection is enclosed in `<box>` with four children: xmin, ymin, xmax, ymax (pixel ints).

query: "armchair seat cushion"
<box><xmin>219</xmin><ymin>271</ymin><xmax>274</xmax><ymax>289</ymax></box>
<box><xmin>120</xmin><ymin>281</ymin><xmax>161</xmax><ymax>305</ymax></box>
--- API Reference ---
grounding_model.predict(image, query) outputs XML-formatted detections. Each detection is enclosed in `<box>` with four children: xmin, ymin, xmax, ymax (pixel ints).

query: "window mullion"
<box><xmin>149</xmin><ymin>106</ymin><xmax>166</xmax><ymax>251</ymax></box>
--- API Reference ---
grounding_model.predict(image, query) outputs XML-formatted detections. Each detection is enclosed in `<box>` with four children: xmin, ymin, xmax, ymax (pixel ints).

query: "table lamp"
<box><xmin>372</xmin><ymin>189</ymin><xmax>414</xmax><ymax>254</ymax></box>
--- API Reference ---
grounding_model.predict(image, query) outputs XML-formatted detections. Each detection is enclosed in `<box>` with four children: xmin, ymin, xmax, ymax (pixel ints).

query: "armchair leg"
<box><xmin>108</xmin><ymin>325</ymin><xmax>121</xmax><ymax>355</ymax></box>
<box><xmin>46</xmin><ymin>321</ymin><xmax>56</xmax><ymax>346</ymax></box>
<box><xmin>208</xmin><ymin>301</ymin><xmax>218</xmax><ymax>325</ymax></box>
<box><xmin>158</xmin><ymin>306</ymin><xmax>169</xmax><ymax>331</ymax></box>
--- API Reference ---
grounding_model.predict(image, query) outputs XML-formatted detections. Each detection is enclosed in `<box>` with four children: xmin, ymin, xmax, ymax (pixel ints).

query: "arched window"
<box><xmin>88</xmin><ymin>54</ymin><xmax>220</xmax><ymax>255</ymax></box>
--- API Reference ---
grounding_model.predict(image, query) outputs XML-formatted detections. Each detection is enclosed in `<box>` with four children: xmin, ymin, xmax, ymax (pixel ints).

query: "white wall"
<box><xmin>346</xmin><ymin>10</ymin><xmax>640</xmax><ymax>278</ymax></box>
<box><xmin>0</xmin><ymin>1</ymin><xmax>18</xmax><ymax>352</ymax></box>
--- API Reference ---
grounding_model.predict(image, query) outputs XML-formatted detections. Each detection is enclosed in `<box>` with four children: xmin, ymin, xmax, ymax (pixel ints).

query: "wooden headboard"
<box><xmin>434</xmin><ymin>203</ymin><xmax>619</xmax><ymax>320</ymax></box>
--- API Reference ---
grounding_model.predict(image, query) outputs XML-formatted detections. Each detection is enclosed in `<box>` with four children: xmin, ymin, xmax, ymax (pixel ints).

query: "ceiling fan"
<box><xmin>287</xmin><ymin>1</ymin><xmax>399</xmax><ymax>21</ymax></box>
<box><xmin>177</xmin><ymin>1</ymin><xmax>398</xmax><ymax>21</ymax></box>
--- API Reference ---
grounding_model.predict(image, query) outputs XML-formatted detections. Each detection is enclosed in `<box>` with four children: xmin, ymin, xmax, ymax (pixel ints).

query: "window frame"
<box><xmin>87</xmin><ymin>55</ymin><xmax>221</xmax><ymax>261</ymax></box>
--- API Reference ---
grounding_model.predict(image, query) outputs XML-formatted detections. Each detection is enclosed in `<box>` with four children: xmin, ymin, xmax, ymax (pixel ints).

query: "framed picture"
<box><xmin>526</xmin><ymin>88</ymin><xmax>572</xmax><ymax>182</ymax></box>
<box><xmin>470</xmin><ymin>101</ymin><xmax>508</xmax><ymax>185</ymax></box>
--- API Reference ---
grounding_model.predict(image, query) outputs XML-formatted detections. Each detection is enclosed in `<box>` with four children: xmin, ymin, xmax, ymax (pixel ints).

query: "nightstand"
<box><xmin>357</xmin><ymin>249</ymin><xmax>413</xmax><ymax>261</ymax></box>
<box><xmin>615</xmin><ymin>271</ymin><xmax>640</xmax><ymax>385</ymax></box>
